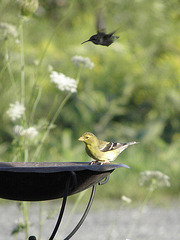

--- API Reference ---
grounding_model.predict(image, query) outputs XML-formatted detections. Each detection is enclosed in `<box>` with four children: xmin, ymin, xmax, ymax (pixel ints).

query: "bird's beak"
<box><xmin>81</xmin><ymin>39</ymin><xmax>90</xmax><ymax>44</ymax></box>
<box><xmin>78</xmin><ymin>136</ymin><xmax>84</xmax><ymax>141</ymax></box>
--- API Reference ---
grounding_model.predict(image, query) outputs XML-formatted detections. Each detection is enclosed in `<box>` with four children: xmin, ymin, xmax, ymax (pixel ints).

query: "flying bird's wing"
<box><xmin>107</xmin><ymin>26</ymin><xmax>121</xmax><ymax>37</ymax></box>
<box><xmin>96</xmin><ymin>8</ymin><xmax>106</xmax><ymax>33</ymax></box>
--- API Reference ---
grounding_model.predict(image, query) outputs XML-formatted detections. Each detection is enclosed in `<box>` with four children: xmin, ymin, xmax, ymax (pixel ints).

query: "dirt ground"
<box><xmin>0</xmin><ymin>200</ymin><xmax>180</xmax><ymax>240</ymax></box>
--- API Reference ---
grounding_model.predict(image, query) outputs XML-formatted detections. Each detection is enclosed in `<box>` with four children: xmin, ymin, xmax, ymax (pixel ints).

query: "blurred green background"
<box><xmin>0</xmin><ymin>0</ymin><xmax>180</xmax><ymax>203</ymax></box>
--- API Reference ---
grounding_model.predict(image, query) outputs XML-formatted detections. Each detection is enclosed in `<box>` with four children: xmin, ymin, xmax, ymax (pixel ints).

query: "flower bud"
<box><xmin>18</xmin><ymin>0</ymin><xmax>39</xmax><ymax>16</ymax></box>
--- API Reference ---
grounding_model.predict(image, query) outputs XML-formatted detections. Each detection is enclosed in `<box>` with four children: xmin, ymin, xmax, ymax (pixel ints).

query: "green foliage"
<box><xmin>0</xmin><ymin>0</ymin><xmax>180</xmax><ymax>203</ymax></box>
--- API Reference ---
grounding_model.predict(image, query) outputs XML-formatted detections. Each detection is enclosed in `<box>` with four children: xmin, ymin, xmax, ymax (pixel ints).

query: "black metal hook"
<box><xmin>98</xmin><ymin>175</ymin><xmax>110</xmax><ymax>185</ymax></box>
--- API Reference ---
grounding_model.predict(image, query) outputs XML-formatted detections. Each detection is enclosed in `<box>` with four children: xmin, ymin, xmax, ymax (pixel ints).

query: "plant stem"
<box><xmin>4</xmin><ymin>40</ymin><xmax>15</xmax><ymax>86</ymax></box>
<box><xmin>38</xmin><ymin>202</ymin><xmax>43</xmax><ymax>240</ymax></box>
<box><xmin>46</xmin><ymin>94</ymin><xmax>59</xmax><ymax>122</ymax></box>
<box><xmin>106</xmin><ymin>202</ymin><xmax>127</xmax><ymax>240</ymax></box>
<box><xmin>29</xmin><ymin>86</ymin><xmax>42</xmax><ymax>124</ymax></box>
<box><xmin>19</xmin><ymin>17</ymin><xmax>29</xmax><ymax>163</ymax></box>
<box><xmin>32</xmin><ymin>66</ymin><xmax>82</xmax><ymax>161</ymax></box>
<box><xmin>24</xmin><ymin>140</ymin><xmax>29</xmax><ymax>162</ymax></box>
<box><xmin>19</xmin><ymin>17</ymin><xmax>25</xmax><ymax>107</ymax></box>
<box><xmin>127</xmin><ymin>186</ymin><xmax>154</xmax><ymax>238</ymax></box>
<box><xmin>27</xmin><ymin>0</ymin><xmax>75</xmax><ymax>131</ymax></box>
<box><xmin>22</xmin><ymin>202</ymin><xmax>29</xmax><ymax>238</ymax></box>
<box><xmin>35</xmin><ymin>0</ymin><xmax>75</xmax><ymax>81</ymax></box>
<box><xmin>32</xmin><ymin>91</ymin><xmax>72</xmax><ymax>161</ymax></box>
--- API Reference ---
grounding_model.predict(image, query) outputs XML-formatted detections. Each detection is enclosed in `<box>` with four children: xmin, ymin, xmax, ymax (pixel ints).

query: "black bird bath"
<box><xmin>0</xmin><ymin>162</ymin><xmax>129</xmax><ymax>239</ymax></box>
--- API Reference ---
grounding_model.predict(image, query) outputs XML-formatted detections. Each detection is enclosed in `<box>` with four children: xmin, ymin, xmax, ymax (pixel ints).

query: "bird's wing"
<box><xmin>99</xmin><ymin>140</ymin><xmax>118</xmax><ymax>152</ymax></box>
<box><xmin>107</xmin><ymin>26</ymin><xmax>121</xmax><ymax>37</ymax></box>
<box><xmin>106</xmin><ymin>30</ymin><xmax>116</xmax><ymax>37</ymax></box>
<box><xmin>99</xmin><ymin>141</ymin><xmax>138</xmax><ymax>152</ymax></box>
<box><xmin>96</xmin><ymin>8</ymin><xmax>106</xmax><ymax>33</ymax></box>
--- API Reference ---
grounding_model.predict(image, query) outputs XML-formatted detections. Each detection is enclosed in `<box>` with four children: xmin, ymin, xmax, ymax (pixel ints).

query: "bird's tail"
<box><xmin>118</xmin><ymin>141</ymin><xmax>139</xmax><ymax>154</ymax></box>
<box><xmin>126</xmin><ymin>141</ymin><xmax>139</xmax><ymax>146</ymax></box>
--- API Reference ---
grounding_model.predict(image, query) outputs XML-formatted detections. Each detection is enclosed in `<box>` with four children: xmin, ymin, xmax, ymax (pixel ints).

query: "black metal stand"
<box><xmin>0</xmin><ymin>162</ymin><xmax>128</xmax><ymax>239</ymax></box>
<box><xmin>28</xmin><ymin>174</ymin><xmax>109</xmax><ymax>240</ymax></box>
<box><xmin>64</xmin><ymin>184</ymin><xmax>97</xmax><ymax>240</ymax></box>
<box><xmin>49</xmin><ymin>173</ymin><xmax>72</xmax><ymax>240</ymax></box>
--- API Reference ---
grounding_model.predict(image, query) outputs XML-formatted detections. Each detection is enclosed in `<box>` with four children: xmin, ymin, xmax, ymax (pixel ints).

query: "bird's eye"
<box><xmin>85</xmin><ymin>136</ymin><xmax>89</xmax><ymax>139</ymax></box>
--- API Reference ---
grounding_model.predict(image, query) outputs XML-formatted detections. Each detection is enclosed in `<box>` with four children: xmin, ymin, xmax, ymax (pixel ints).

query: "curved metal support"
<box><xmin>28</xmin><ymin>173</ymin><xmax>109</xmax><ymax>240</ymax></box>
<box><xmin>48</xmin><ymin>174</ymin><xmax>72</xmax><ymax>240</ymax></box>
<box><xmin>49</xmin><ymin>171</ymin><xmax>78</xmax><ymax>240</ymax></box>
<box><xmin>64</xmin><ymin>184</ymin><xmax>97</xmax><ymax>240</ymax></box>
<box><xmin>28</xmin><ymin>172</ymin><xmax>77</xmax><ymax>240</ymax></box>
<box><xmin>98</xmin><ymin>175</ymin><xmax>110</xmax><ymax>185</ymax></box>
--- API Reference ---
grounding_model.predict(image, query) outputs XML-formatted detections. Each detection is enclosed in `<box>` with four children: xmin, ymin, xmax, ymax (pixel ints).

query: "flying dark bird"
<box><xmin>81</xmin><ymin>9</ymin><xmax>119</xmax><ymax>47</ymax></box>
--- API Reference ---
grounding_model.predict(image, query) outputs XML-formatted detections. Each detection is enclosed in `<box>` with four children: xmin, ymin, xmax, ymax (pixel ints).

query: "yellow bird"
<box><xmin>78</xmin><ymin>132</ymin><xmax>138</xmax><ymax>164</ymax></box>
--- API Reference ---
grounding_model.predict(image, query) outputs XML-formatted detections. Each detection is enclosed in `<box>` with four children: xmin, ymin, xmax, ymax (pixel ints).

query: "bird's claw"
<box><xmin>89</xmin><ymin>161</ymin><xmax>110</xmax><ymax>165</ymax></box>
<box><xmin>89</xmin><ymin>161</ymin><xmax>98</xmax><ymax>165</ymax></box>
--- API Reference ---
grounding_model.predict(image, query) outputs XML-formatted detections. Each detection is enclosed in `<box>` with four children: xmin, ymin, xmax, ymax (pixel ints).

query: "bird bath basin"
<box><xmin>0</xmin><ymin>162</ymin><xmax>129</xmax><ymax>239</ymax></box>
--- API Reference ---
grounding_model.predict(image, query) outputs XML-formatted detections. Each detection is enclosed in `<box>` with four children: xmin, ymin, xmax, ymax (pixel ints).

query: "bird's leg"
<box><xmin>91</xmin><ymin>161</ymin><xmax>108</xmax><ymax>165</ymax></box>
<box><xmin>89</xmin><ymin>160</ymin><xmax>99</xmax><ymax>165</ymax></box>
<box><xmin>100</xmin><ymin>160</ymin><xmax>110</xmax><ymax>165</ymax></box>
<box><xmin>89</xmin><ymin>159</ymin><xmax>110</xmax><ymax>165</ymax></box>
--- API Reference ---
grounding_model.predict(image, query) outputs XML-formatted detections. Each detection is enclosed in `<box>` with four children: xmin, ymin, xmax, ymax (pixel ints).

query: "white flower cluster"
<box><xmin>0</xmin><ymin>22</ymin><xmax>18</xmax><ymax>38</ymax></box>
<box><xmin>71</xmin><ymin>55</ymin><xmax>94</xmax><ymax>69</ymax></box>
<box><xmin>121</xmin><ymin>195</ymin><xmax>132</xmax><ymax>204</ymax></box>
<box><xmin>139</xmin><ymin>170</ymin><xmax>170</xmax><ymax>189</ymax></box>
<box><xmin>14</xmin><ymin>125</ymin><xmax>38</xmax><ymax>139</ymax></box>
<box><xmin>6</xmin><ymin>101</ymin><xmax>25</xmax><ymax>121</ymax></box>
<box><xmin>50</xmin><ymin>71</ymin><xmax>77</xmax><ymax>93</ymax></box>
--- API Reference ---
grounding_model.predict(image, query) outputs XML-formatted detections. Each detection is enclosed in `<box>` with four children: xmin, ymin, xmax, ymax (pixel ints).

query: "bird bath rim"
<box><xmin>0</xmin><ymin>161</ymin><xmax>129</xmax><ymax>172</ymax></box>
<box><xmin>0</xmin><ymin>162</ymin><xmax>129</xmax><ymax>201</ymax></box>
